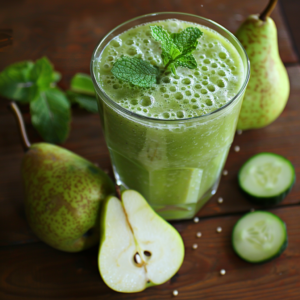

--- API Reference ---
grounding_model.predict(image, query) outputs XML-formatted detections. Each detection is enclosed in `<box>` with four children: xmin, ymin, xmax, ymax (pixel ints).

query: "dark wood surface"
<box><xmin>0</xmin><ymin>0</ymin><xmax>299</xmax><ymax>299</ymax></box>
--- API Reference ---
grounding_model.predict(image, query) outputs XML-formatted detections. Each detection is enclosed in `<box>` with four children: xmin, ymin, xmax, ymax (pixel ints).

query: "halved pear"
<box><xmin>98</xmin><ymin>190</ymin><xmax>185</xmax><ymax>293</ymax></box>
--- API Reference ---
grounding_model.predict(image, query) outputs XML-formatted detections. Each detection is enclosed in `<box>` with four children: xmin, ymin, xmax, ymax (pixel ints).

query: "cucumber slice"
<box><xmin>232</xmin><ymin>211</ymin><xmax>287</xmax><ymax>263</ymax></box>
<box><xmin>238</xmin><ymin>153</ymin><xmax>296</xmax><ymax>205</ymax></box>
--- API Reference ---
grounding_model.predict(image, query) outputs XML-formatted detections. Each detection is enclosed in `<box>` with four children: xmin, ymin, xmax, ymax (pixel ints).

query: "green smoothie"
<box><xmin>92</xmin><ymin>15</ymin><xmax>249</xmax><ymax>220</ymax></box>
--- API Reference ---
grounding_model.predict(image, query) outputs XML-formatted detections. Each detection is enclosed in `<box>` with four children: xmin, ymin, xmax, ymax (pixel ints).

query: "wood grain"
<box><xmin>0</xmin><ymin>0</ymin><xmax>300</xmax><ymax>299</ymax></box>
<box><xmin>1</xmin><ymin>206</ymin><xmax>300</xmax><ymax>300</ymax></box>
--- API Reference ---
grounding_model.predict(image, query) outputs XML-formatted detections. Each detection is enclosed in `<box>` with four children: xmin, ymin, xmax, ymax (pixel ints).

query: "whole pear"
<box><xmin>22</xmin><ymin>143</ymin><xmax>115</xmax><ymax>252</ymax></box>
<box><xmin>236</xmin><ymin>0</ymin><xmax>290</xmax><ymax>130</ymax></box>
<box><xmin>10</xmin><ymin>102</ymin><xmax>115</xmax><ymax>252</ymax></box>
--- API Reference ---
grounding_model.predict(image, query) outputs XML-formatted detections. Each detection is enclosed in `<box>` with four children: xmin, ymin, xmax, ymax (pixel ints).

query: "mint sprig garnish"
<box><xmin>0</xmin><ymin>58</ymin><xmax>98</xmax><ymax>144</ymax></box>
<box><xmin>111</xmin><ymin>26</ymin><xmax>203</xmax><ymax>87</ymax></box>
<box><xmin>111</xmin><ymin>56</ymin><xmax>159</xmax><ymax>88</ymax></box>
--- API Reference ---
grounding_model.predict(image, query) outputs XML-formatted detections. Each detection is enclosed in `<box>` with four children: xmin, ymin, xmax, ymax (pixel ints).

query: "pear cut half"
<box><xmin>98</xmin><ymin>190</ymin><xmax>185</xmax><ymax>293</ymax></box>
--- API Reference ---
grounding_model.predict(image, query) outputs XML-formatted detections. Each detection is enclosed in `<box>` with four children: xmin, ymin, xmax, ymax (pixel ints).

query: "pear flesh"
<box><xmin>236</xmin><ymin>15</ymin><xmax>290</xmax><ymax>130</ymax></box>
<box><xmin>22</xmin><ymin>143</ymin><xmax>115</xmax><ymax>252</ymax></box>
<box><xmin>99</xmin><ymin>190</ymin><xmax>185</xmax><ymax>293</ymax></box>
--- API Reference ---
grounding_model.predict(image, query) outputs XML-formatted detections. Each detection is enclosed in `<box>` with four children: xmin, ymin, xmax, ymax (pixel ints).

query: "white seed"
<box><xmin>173</xmin><ymin>290</ymin><xmax>179</xmax><ymax>296</ymax></box>
<box><xmin>234</xmin><ymin>145</ymin><xmax>240</xmax><ymax>152</ymax></box>
<box><xmin>134</xmin><ymin>253</ymin><xmax>142</xmax><ymax>264</ymax></box>
<box><xmin>194</xmin><ymin>217</ymin><xmax>199</xmax><ymax>223</ymax></box>
<box><xmin>192</xmin><ymin>243</ymin><xmax>198</xmax><ymax>249</ymax></box>
<box><xmin>218</xmin><ymin>197</ymin><xmax>223</xmax><ymax>204</ymax></box>
<box><xmin>216</xmin><ymin>227</ymin><xmax>222</xmax><ymax>233</ymax></box>
<box><xmin>220</xmin><ymin>269</ymin><xmax>226</xmax><ymax>275</ymax></box>
<box><xmin>196</xmin><ymin>232</ymin><xmax>202</xmax><ymax>238</ymax></box>
<box><xmin>237</xmin><ymin>129</ymin><xmax>243</xmax><ymax>135</ymax></box>
<box><xmin>223</xmin><ymin>170</ymin><xmax>228</xmax><ymax>176</ymax></box>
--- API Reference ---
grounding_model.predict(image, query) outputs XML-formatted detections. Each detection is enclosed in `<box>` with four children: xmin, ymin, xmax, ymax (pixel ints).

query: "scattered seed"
<box><xmin>234</xmin><ymin>145</ymin><xmax>240</xmax><ymax>152</ymax></box>
<box><xmin>194</xmin><ymin>217</ymin><xmax>200</xmax><ymax>223</ymax></box>
<box><xmin>234</xmin><ymin>14</ymin><xmax>243</xmax><ymax>21</ymax></box>
<box><xmin>192</xmin><ymin>243</ymin><xmax>198</xmax><ymax>249</ymax></box>
<box><xmin>216</xmin><ymin>227</ymin><xmax>222</xmax><ymax>233</ymax></box>
<box><xmin>218</xmin><ymin>197</ymin><xmax>223</xmax><ymax>204</ymax></box>
<box><xmin>237</xmin><ymin>129</ymin><xmax>243</xmax><ymax>135</ymax></box>
<box><xmin>173</xmin><ymin>290</ymin><xmax>179</xmax><ymax>296</ymax></box>
<box><xmin>220</xmin><ymin>269</ymin><xmax>226</xmax><ymax>275</ymax></box>
<box><xmin>196</xmin><ymin>232</ymin><xmax>202</xmax><ymax>238</ymax></box>
<box><xmin>223</xmin><ymin>170</ymin><xmax>228</xmax><ymax>176</ymax></box>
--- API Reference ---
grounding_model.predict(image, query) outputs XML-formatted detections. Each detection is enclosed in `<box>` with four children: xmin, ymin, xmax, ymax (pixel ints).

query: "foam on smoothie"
<box><xmin>96</xmin><ymin>19</ymin><xmax>244</xmax><ymax>119</ymax></box>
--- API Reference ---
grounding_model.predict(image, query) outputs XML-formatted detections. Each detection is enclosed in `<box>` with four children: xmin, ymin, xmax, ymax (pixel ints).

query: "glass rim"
<box><xmin>90</xmin><ymin>11</ymin><xmax>250</xmax><ymax>123</ymax></box>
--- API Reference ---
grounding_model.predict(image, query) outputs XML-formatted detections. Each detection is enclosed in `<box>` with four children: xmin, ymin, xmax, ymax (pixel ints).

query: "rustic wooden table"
<box><xmin>0</xmin><ymin>0</ymin><xmax>299</xmax><ymax>299</ymax></box>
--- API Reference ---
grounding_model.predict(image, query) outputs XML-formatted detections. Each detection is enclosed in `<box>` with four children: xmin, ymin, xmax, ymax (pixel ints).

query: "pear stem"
<box><xmin>8</xmin><ymin>102</ymin><xmax>31</xmax><ymax>151</ymax></box>
<box><xmin>259</xmin><ymin>0</ymin><xmax>278</xmax><ymax>21</ymax></box>
<box><xmin>115</xmin><ymin>185</ymin><xmax>121</xmax><ymax>200</ymax></box>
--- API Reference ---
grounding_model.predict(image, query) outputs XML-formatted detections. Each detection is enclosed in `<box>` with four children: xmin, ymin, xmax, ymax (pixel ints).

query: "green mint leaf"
<box><xmin>0</xmin><ymin>61</ymin><xmax>35</xmax><ymax>103</ymax></box>
<box><xmin>150</xmin><ymin>26</ymin><xmax>181</xmax><ymax>62</ymax></box>
<box><xmin>30</xmin><ymin>88</ymin><xmax>71</xmax><ymax>143</ymax></box>
<box><xmin>111</xmin><ymin>56</ymin><xmax>159</xmax><ymax>88</ymax></box>
<box><xmin>52</xmin><ymin>71</ymin><xmax>61</xmax><ymax>83</ymax></box>
<box><xmin>70</xmin><ymin>73</ymin><xmax>95</xmax><ymax>96</ymax></box>
<box><xmin>161</xmin><ymin>50</ymin><xmax>172</xmax><ymax>66</ymax></box>
<box><xmin>30</xmin><ymin>57</ymin><xmax>54</xmax><ymax>90</ymax></box>
<box><xmin>174</xmin><ymin>54</ymin><xmax>198</xmax><ymax>69</ymax></box>
<box><xmin>67</xmin><ymin>90</ymin><xmax>98</xmax><ymax>113</ymax></box>
<box><xmin>150</xmin><ymin>26</ymin><xmax>202</xmax><ymax>72</ymax></box>
<box><xmin>171</xmin><ymin>27</ymin><xmax>203</xmax><ymax>56</ymax></box>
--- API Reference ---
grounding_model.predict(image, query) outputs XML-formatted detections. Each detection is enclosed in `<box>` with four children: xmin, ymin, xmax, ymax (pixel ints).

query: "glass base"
<box><xmin>118</xmin><ymin>172</ymin><xmax>222</xmax><ymax>221</ymax></box>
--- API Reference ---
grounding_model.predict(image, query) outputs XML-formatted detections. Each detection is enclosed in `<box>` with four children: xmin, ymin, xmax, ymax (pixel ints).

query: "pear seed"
<box><xmin>216</xmin><ymin>227</ymin><xmax>222</xmax><ymax>233</ymax></box>
<box><xmin>220</xmin><ymin>269</ymin><xmax>226</xmax><ymax>275</ymax></box>
<box><xmin>194</xmin><ymin>217</ymin><xmax>199</xmax><ymax>223</ymax></box>
<box><xmin>196</xmin><ymin>232</ymin><xmax>202</xmax><ymax>238</ymax></box>
<box><xmin>223</xmin><ymin>170</ymin><xmax>228</xmax><ymax>176</ymax></box>
<box><xmin>218</xmin><ymin>197</ymin><xmax>223</xmax><ymax>204</ymax></box>
<box><xmin>173</xmin><ymin>290</ymin><xmax>179</xmax><ymax>296</ymax></box>
<box><xmin>144</xmin><ymin>250</ymin><xmax>151</xmax><ymax>257</ymax></box>
<box><xmin>192</xmin><ymin>243</ymin><xmax>198</xmax><ymax>249</ymax></box>
<box><xmin>134</xmin><ymin>253</ymin><xmax>142</xmax><ymax>265</ymax></box>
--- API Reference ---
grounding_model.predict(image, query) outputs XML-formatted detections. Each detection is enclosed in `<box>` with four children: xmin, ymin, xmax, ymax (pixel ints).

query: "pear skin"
<box><xmin>236</xmin><ymin>15</ymin><xmax>290</xmax><ymax>130</ymax></box>
<box><xmin>22</xmin><ymin>143</ymin><xmax>115</xmax><ymax>252</ymax></box>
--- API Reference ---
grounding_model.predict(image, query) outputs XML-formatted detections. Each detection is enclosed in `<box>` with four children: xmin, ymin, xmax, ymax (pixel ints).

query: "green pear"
<box><xmin>98</xmin><ymin>190</ymin><xmax>185</xmax><ymax>293</ymax></box>
<box><xmin>10</xmin><ymin>102</ymin><xmax>115</xmax><ymax>252</ymax></box>
<box><xmin>236</xmin><ymin>0</ymin><xmax>290</xmax><ymax>130</ymax></box>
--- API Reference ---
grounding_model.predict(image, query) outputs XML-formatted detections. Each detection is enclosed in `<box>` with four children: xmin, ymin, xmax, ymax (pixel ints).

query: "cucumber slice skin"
<box><xmin>232</xmin><ymin>211</ymin><xmax>288</xmax><ymax>264</ymax></box>
<box><xmin>238</xmin><ymin>153</ymin><xmax>296</xmax><ymax>205</ymax></box>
